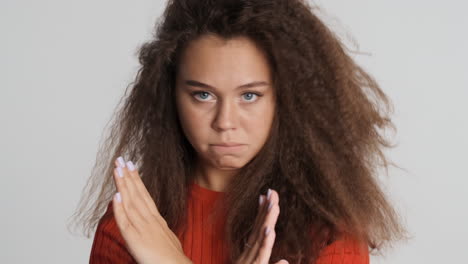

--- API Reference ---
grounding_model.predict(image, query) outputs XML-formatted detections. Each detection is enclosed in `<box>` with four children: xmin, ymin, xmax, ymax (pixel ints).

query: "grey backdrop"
<box><xmin>1</xmin><ymin>0</ymin><xmax>467</xmax><ymax>263</ymax></box>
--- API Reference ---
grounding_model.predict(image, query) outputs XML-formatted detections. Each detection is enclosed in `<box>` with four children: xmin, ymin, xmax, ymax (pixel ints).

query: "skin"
<box><xmin>111</xmin><ymin>34</ymin><xmax>288</xmax><ymax>264</ymax></box>
<box><xmin>175</xmin><ymin>33</ymin><xmax>276</xmax><ymax>192</ymax></box>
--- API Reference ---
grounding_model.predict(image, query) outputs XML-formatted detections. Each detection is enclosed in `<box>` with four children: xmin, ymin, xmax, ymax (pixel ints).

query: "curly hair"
<box><xmin>68</xmin><ymin>0</ymin><xmax>409</xmax><ymax>263</ymax></box>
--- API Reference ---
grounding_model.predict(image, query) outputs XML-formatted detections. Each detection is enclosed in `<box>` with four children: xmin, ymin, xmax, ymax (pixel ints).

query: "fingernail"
<box><xmin>267</xmin><ymin>188</ymin><xmax>272</xmax><ymax>200</ymax></box>
<box><xmin>115</xmin><ymin>192</ymin><xmax>122</xmax><ymax>203</ymax></box>
<box><xmin>126</xmin><ymin>161</ymin><xmax>135</xmax><ymax>171</ymax></box>
<box><xmin>259</xmin><ymin>195</ymin><xmax>264</xmax><ymax>205</ymax></box>
<box><xmin>265</xmin><ymin>226</ymin><xmax>270</xmax><ymax>236</ymax></box>
<box><xmin>117</xmin><ymin>156</ymin><xmax>126</xmax><ymax>167</ymax></box>
<box><xmin>117</xmin><ymin>167</ymin><xmax>123</xmax><ymax>178</ymax></box>
<box><xmin>268</xmin><ymin>201</ymin><xmax>273</xmax><ymax>211</ymax></box>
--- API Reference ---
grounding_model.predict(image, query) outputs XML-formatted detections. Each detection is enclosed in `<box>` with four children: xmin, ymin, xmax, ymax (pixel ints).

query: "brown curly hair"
<box><xmin>68</xmin><ymin>0</ymin><xmax>410</xmax><ymax>263</ymax></box>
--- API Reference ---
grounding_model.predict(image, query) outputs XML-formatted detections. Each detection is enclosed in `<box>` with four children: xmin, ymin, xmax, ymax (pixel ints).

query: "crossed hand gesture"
<box><xmin>112</xmin><ymin>156</ymin><xmax>289</xmax><ymax>264</ymax></box>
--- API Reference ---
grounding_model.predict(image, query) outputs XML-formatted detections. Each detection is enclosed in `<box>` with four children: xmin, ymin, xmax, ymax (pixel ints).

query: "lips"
<box><xmin>211</xmin><ymin>143</ymin><xmax>244</xmax><ymax>147</ymax></box>
<box><xmin>210</xmin><ymin>143</ymin><xmax>246</xmax><ymax>153</ymax></box>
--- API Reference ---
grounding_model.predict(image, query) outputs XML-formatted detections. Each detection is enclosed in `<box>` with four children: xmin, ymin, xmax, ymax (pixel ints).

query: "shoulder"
<box><xmin>95</xmin><ymin>202</ymin><xmax>124</xmax><ymax>242</ymax></box>
<box><xmin>89</xmin><ymin>201</ymin><xmax>136</xmax><ymax>263</ymax></box>
<box><xmin>315</xmin><ymin>232</ymin><xmax>369</xmax><ymax>264</ymax></box>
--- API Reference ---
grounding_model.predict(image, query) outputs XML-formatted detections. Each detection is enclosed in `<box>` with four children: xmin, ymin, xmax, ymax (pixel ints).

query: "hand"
<box><xmin>234</xmin><ymin>189</ymin><xmax>289</xmax><ymax>264</ymax></box>
<box><xmin>111</xmin><ymin>156</ymin><xmax>192</xmax><ymax>264</ymax></box>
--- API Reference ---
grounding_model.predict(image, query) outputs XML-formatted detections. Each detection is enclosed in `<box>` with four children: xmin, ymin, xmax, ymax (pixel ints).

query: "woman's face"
<box><xmin>175</xmin><ymin>34</ymin><xmax>276</xmax><ymax>171</ymax></box>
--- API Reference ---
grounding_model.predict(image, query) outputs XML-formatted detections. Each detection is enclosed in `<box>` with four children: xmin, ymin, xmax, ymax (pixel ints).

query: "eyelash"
<box><xmin>190</xmin><ymin>91</ymin><xmax>263</xmax><ymax>102</ymax></box>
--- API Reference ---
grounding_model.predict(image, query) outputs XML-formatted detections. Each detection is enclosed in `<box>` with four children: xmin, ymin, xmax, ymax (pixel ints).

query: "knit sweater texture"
<box><xmin>89</xmin><ymin>182</ymin><xmax>369</xmax><ymax>263</ymax></box>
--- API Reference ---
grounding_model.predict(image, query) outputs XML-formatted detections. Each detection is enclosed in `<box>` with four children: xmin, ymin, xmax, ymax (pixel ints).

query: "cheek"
<box><xmin>177</xmin><ymin>103</ymin><xmax>208</xmax><ymax>144</ymax></box>
<box><xmin>244</xmin><ymin>103</ymin><xmax>275</xmax><ymax>141</ymax></box>
<box><xmin>176</xmin><ymin>96</ymin><xmax>194</xmax><ymax>138</ymax></box>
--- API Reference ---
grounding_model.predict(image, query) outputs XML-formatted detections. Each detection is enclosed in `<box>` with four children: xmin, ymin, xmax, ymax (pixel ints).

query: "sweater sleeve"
<box><xmin>89</xmin><ymin>202</ymin><xmax>137</xmax><ymax>264</ymax></box>
<box><xmin>314</xmin><ymin>233</ymin><xmax>370</xmax><ymax>264</ymax></box>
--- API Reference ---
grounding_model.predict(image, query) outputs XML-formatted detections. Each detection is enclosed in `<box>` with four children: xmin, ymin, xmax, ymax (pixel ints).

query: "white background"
<box><xmin>1</xmin><ymin>0</ymin><xmax>466</xmax><ymax>263</ymax></box>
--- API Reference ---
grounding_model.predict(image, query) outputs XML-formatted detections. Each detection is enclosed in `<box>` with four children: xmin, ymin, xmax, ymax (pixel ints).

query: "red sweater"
<box><xmin>90</xmin><ymin>182</ymin><xmax>369</xmax><ymax>263</ymax></box>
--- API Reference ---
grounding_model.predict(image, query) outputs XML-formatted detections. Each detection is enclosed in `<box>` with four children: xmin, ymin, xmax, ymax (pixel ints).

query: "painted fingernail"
<box><xmin>267</xmin><ymin>188</ymin><xmax>272</xmax><ymax>200</ymax></box>
<box><xmin>115</xmin><ymin>192</ymin><xmax>122</xmax><ymax>203</ymax></box>
<box><xmin>117</xmin><ymin>167</ymin><xmax>123</xmax><ymax>178</ymax></box>
<box><xmin>265</xmin><ymin>226</ymin><xmax>270</xmax><ymax>236</ymax></box>
<box><xmin>126</xmin><ymin>161</ymin><xmax>135</xmax><ymax>171</ymax></box>
<box><xmin>117</xmin><ymin>156</ymin><xmax>126</xmax><ymax>167</ymax></box>
<box><xmin>268</xmin><ymin>201</ymin><xmax>273</xmax><ymax>211</ymax></box>
<box><xmin>259</xmin><ymin>195</ymin><xmax>264</xmax><ymax>205</ymax></box>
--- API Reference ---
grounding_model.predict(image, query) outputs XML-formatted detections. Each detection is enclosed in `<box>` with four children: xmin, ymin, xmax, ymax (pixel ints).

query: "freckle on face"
<box><xmin>175</xmin><ymin>34</ymin><xmax>276</xmax><ymax>170</ymax></box>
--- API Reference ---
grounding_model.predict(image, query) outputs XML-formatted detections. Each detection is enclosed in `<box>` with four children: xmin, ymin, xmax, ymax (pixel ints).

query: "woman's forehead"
<box><xmin>177</xmin><ymin>34</ymin><xmax>272</xmax><ymax>84</ymax></box>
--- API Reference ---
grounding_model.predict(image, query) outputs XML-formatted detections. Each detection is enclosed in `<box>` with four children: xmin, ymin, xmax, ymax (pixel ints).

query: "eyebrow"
<box><xmin>184</xmin><ymin>80</ymin><xmax>270</xmax><ymax>90</ymax></box>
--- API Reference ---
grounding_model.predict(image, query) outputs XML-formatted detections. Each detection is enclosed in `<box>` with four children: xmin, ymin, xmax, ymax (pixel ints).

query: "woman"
<box><xmin>70</xmin><ymin>0</ymin><xmax>409</xmax><ymax>263</ymax></box>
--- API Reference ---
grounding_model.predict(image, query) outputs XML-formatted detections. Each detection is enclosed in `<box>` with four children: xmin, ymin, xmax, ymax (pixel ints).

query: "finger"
<box><xmin>242</xmin><ymin>194</ymin><xmax>268</xmax><ymax>260</ymax></box>
<box><xmin>116</xmin><ymin>158</ymin><xmax>181</xmax><ymax>248</ymax></box>
<box><xmin>114</xmin><ymin>158</ymin><xmax>152</xmax><ymax>221</ymax></box>
<box><xmin>249</xmin><ymin>194</ymin><xmax>269</xmax><ymax>242</ymax></box>
<box><xmin>244</xmin><ymin>190</ymin><xmax>277</xmax><ymax>262</ymax></box>
<box><xmin>274</xmin><ymin>260</ymin><xmax>289</xmax><ymax>264</ymax></box>
<box><xmin>258</xmin><ymin>189</ymin><xmax>280</xmax><ymax>235</ymax></box>
<box><xmin>125</xmin><ymin>160</ymin><xmax>167</xmax><ymax>227</ymax></box>
<box><xmin>112</xmin><ymin>192</ymin><xmax>137</xmax><ymax>243</ymax></box>
<box><xmin>256</xmin><ymin>227</ymin><xmax>276</xmax><ymax>264</ymax></box>
<box><xmin>113</xmin><ymin>160</ymin><xmax>148</xmax><ymax>230</ymax></box>
<box><xmin>251</xmin><ymin>189</ymin><xmax>281</xmax><ymax>263</ymax></box>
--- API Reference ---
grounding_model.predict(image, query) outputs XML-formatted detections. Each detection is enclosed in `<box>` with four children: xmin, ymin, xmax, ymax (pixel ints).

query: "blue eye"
<box><xmin>191</xmin><ymin>91</ymin><xmax>263</xmax><ymax>102</ymax></box>
<box><xmin>242</xmin><ymin>92</ymin><xmax>258</xmax><ymax>101</ymax></box>
<box><xmin>192</xmin><ymin>91</ymin><xmax>213</xmax><ymax>101</ymax></box>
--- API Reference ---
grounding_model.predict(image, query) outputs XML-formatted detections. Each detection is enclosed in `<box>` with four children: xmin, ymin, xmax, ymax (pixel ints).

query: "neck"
<box><xmin>193</xmin><ymin>158</ymin><xmax>239</xmax><ymax>192</ymax></box>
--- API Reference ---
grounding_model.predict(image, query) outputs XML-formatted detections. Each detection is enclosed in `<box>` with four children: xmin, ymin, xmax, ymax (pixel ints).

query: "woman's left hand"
<box><xmin>111</xmin><ymin>156</ymin><xmax>192</xmax><ymax>264</ymax></box>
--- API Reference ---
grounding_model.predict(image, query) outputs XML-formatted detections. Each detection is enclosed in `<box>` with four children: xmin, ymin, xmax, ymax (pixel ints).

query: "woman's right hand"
<box><xmin>234</xmin><ymin>189</ymin><xmax>289</xmax><ymax>264</ymax></box>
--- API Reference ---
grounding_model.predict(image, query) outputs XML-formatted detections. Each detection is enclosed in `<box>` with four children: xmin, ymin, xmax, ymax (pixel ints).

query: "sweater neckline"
<box><xmin>190</xmin><ymin>181</ymin><xmax>225</xmax><ymax>202</ymax></box>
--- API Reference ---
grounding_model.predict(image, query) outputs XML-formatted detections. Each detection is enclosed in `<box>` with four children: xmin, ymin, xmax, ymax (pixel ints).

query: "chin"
<box><xmin>211</xmin><ymin>156</ymin><xmax>248</xmax><ymax>169</ymax></box>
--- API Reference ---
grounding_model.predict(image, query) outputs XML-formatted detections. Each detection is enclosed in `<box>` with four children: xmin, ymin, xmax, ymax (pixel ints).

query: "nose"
<box><xmin>212</xmin><ymin>99</ymin><xmax>238</xmax><ymax>132</ymax></box>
